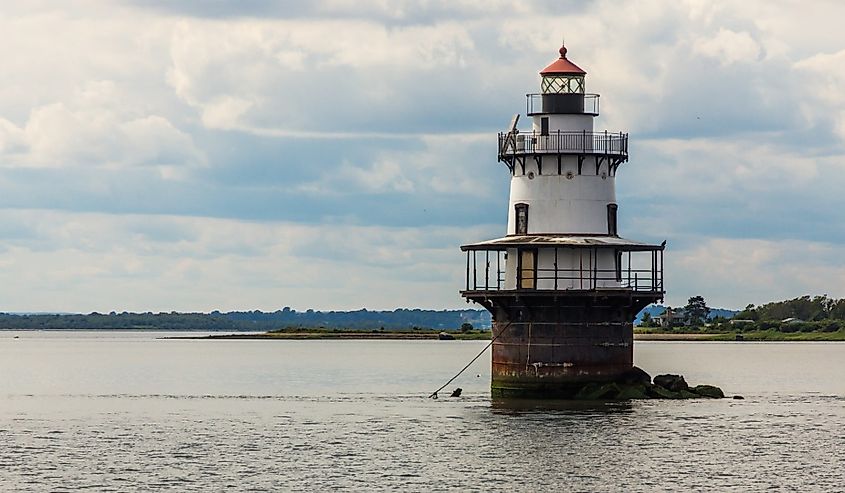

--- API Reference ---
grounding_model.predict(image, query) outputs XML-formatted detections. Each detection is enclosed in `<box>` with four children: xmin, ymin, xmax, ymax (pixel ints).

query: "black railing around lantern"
<box><xmin>526</xmin><ymin>93</ymin><xmax>600</xmax><ymax>116</ymax></box>
<box><xmin>498</xmin><ymin>130</ymin><xmax>628</xmax><ymax>160</ymax></box>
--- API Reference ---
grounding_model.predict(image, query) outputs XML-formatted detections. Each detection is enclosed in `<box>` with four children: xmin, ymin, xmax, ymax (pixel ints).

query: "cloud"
<box><xmin>299</xmin><ymin>133</ymin><xmax>497</xmax><ymax>198</ymax></box>
<box><xmin>669</xmin><ymin>237</ymin><xmax>845</xmax><ymax>308</ymax></box>
<box><xmin>0</xmin><ymin>209</ymin><xmax>497</xmax><ymax>312</ymax></box>
<box><xmin>0</xmin><ymin>81</ymin><xmax>205</xmax><ymax>171</ymax></box>
<box><xmin>165</xmin><ymin>18</ymin><xmax>486</xmax><ymax>136</ymax></box>
<box><xmin>1</xmin><ymin>1</ymin><xmax>845</xmax><ymax>311</ymax></box>
<box><xmin>794</xmin><ymin>47</ymin><xmax>845</xmax><ymax>142</ymax></box>
<box><xmin>693</xmin><ymin>28</ymin><xmax>762</xmax><ymax>65</ymax></box>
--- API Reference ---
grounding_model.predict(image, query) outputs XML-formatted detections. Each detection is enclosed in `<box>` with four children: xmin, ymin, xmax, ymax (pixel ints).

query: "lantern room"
<box><xmin>540</xmin><ymin>45</ymin><xmax>586</xmax><ymax>94</ymax></box>
<box><xmin>531</xmin><ymin>44</ymin><xmax>595</xmax><ymax>115</ymax></box>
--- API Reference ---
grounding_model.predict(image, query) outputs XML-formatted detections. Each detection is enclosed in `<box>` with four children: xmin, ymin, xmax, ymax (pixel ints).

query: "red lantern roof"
<box><xmin>540</xmin><ymin>44</ymin><xmax>586</xmax><ymax>75</ymax></box>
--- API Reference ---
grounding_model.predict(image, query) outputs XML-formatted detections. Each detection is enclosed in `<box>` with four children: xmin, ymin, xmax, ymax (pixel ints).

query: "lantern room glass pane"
<box><xmin>541</xmin><ymin>75</ymin><xmax>585</xmax><ymax>94</ymax></box>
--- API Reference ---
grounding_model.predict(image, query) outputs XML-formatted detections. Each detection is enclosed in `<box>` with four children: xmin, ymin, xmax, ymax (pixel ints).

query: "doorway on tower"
<box><xmin>517</xmin><ymin>248</ymin><xmax>537</xmax><ymax>289</ymax></box>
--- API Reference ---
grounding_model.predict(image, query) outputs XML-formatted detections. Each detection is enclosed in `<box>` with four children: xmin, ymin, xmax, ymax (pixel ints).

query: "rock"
<box><xmin>618</xmin><ymin>366</ymin><xmax>652</xmax><ymax>385</ymax></box>
<box><xmin>438</xmin><ymin>332</ymin><xmax>455</xmax><ymax>340</ymax></box>
<box><xmin>573</xmin><ymin>383</ymin><xmax>600</xmax><ymax>400</ymax></box>
<box><xmin>450</xmin><ymin>388</ymin><xmax>462</xmax><ymax>397</ymax></box>
<box><xmin>691</xmin><ymin>384</ymin><xmax>725</xmax><ymax>399</ymax></box>
<box><xmin>565</xmin><ymin>372</ymin><xmax>725</xmax><ymax>401</ymax></box>
<box><xmin>733</xmin><ymin>395</ymin><xmax>745</xmax><ymax>400</ymax></box>
<box><xmin>615</xmin><ymin>384</ymin><xmax>650</xmax><ymax>400</ymax></box>
<box><xmin>574</xmin><ymin>382</ymin><xmax>622</xmax><ymax>400</ymax></box>
<box><xmin>678</xmin><ymin>389</ymin><xmax>700</xmax><ymax>399</ymax></box>
<box><xmin>653</xmin><ymin>374</ymin><xmax>689</xmax><ymax>392</ymax></box>
<box><xmin>647</xmin><ymin>384</ymin><xmax>684</xmax><ymax>399</ymax></box>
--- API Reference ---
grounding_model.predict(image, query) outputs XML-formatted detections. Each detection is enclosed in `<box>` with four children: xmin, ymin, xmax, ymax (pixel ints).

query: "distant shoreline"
<box><xmin>164</xmin><ymin>331</ymin><xmax>490</xmax><ymax>341</ymax></box>
<box><xmin>4</xmin><ymin>328</ymin><xmax>844</xmax><ymax>342</ymax></box>
<box><xmin>163</xmin><ymin>331</ymin><xmax>845</xmax><ymax>341</ymax></box>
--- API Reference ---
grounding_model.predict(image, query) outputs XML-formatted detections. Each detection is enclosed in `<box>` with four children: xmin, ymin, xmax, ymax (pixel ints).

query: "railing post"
<box><xmin>473</xmin><ymin>250</ymin><xmax>477</xmax><ymax>290</ymax></box>
<box><xmin>651</xmin><ymin>250</ymin><xmax>656</xmax><ymax>291</ymax></box>
<box><xmin>465</xmin><ymin>251</ymin><xmax>470</xmax><ymax>290</ymax></box>
<box><xmin>496</xmin><ymin>250</ymin><xmax>501</xmax><ymax>290</ymax></box>
<box><xmin>660</xmin><ymin>249</ymin><xmax>664</xmax><ymax>290</ymax></box>
<box><xmin>579</xmin><ymin>249</ymin><xmax>583</xmax><ymax>289</ymax></box>
<box><xmin>594</xmin><ymin>248</ymin><xmax>599</xmax><ymax>289</ymax></box>
<box><xmin>485</xmin><ymin>250</ymin><xmax>489</xmax><ymax>291</ymax></box>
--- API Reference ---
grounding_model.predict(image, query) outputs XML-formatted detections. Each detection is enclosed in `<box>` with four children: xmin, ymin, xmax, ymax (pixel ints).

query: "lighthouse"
<box><xmin>461</xmin><ymin>44</ymin><xmax>665</xmax><ymax>398</ymax></box>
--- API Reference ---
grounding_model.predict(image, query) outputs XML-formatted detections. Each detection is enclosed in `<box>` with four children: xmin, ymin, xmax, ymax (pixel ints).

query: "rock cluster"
<box><xmin>572</xmin><ymin>368</ymin><xmax>725</xmax><ymax>400</ymax></box>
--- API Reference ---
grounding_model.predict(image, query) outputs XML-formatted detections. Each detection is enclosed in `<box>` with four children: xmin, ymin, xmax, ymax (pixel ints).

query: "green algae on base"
<box><xmin>491</xmin><ymin>368</ymin><xmax>726</xmax><ymax>401</ymax></box>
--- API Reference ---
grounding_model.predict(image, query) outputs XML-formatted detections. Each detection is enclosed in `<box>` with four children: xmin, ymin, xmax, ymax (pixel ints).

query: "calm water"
<box><xmin>1</xmin><ymin>331</ymin><xmax>843</xmax><ymax>491</ymax></box>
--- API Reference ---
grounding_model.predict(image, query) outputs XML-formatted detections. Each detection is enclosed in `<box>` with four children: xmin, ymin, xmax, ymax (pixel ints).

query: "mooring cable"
<box><xmin>428</xmin><ymin>322</ymin><xmax>511</xmax><ymax>399</ymax></box>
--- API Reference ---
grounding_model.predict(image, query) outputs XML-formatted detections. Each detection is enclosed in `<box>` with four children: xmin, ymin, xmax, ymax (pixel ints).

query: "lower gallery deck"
<box><xmin>460</xmin><ymin>236</ymin><xmax>664</xmax><ymax>397</ymax></box>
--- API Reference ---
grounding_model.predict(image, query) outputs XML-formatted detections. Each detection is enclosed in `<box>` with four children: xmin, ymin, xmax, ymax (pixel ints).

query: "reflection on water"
<box><xmin>490</xmin><ymin>398</ymin><xmax>634</xmax><ymax>415</ymax></box>
<box><xmin>1</xmin><ymin>331</ymin><xmax>843</xmax><ymax>491</ymax></box>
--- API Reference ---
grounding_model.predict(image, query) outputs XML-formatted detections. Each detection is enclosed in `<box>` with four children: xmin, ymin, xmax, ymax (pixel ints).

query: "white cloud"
<box><xmin>0</xmin><ymin>209</ymin><xmax>496</xmax><ymax>312</ymax></box>
<box><xmin>794</xmin><ymin>48</ymin><xmax>845</xmax><ymax>141</ymax></box>
<box><xmin>0</xmin><ymin>82</ymin><xmax>204</xmax><ymax>170</ymax></box>
<box><xmin>1</xmin><ymin>0</ymin><xmax>845</xmax><ymax>311</ymax></box>
<box><xmin>693</xmin><ymin>29</ymin><xmax>761</xmax><ymax>65</ymax></box>
<box><xmin>199</xmin><ymin>96</ymin><xmax>255</xmax><ymax>130</ymax></box>
<box><xmin>165</xmin><ymin>18</ymin><xmax>477</xmax><ymax>134</ymax></box>
<box><xmin>669</xmin><ymin>236</ymin><xmax>845</xmax><ymax>308</ymax></box>
<box><xmin>299</xmin><ymin>133</ymin><xmax>494</xmax><ymax>197</ymax></box>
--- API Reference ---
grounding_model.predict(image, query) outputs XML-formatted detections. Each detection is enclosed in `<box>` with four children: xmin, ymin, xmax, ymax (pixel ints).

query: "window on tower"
<box><xmin>515</xmin><ymin>203</ymin><xmax>529</xmax><ymax>235</ymax></box>
<box><xmin>607</xmin><ymin>203</ymin><xmax>618</xmax><ymax>236</ymax></box>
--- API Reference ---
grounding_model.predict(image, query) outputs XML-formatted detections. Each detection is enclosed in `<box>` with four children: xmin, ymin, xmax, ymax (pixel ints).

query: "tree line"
<box><xmin>0</xmin><ymin>308</ymin><xmax>492</xmax><ymax>331</ymax></box>
<box><xmin>641</xmin><ymin>294</ymin><xmax>845</xmax><ymax>334</ymax></box>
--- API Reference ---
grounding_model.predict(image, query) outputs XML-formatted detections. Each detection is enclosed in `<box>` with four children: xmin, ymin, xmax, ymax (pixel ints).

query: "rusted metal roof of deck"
<box><xmin>460</xmin><ymin>235</ymin><xmax>665</xmax><ymax>251</ymax></box>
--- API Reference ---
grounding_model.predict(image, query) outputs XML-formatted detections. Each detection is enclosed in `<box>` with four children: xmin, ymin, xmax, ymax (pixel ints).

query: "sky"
<box><xmin>1</xmin><ymin>0</ymin><xmax>845</xmax><ymax>313</ymax></box>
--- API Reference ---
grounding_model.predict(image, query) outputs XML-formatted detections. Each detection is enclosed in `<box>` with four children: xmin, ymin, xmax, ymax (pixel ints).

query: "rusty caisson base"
<box><xmin>466</xmin><ymin>290</ymin><xmax>659</xmax><ymax>399</ymax></box>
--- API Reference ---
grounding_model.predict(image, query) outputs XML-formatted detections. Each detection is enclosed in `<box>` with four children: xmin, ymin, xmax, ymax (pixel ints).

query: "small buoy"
<box><xmin>450</xmin><ymin>388</ymin><xmax>462</xmax><ymax>397</ymax></box>
<box><xmin>733</xmin><ymin>395</ymin><xmax>745</xmax><ymax>400</ymax></box>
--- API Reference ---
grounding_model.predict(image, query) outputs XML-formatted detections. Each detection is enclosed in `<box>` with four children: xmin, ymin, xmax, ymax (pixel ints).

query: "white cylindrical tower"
<box><xmin>505</xmin><ymin>44</ymin><xmax>617</xmax><ymax>237</ymax></box>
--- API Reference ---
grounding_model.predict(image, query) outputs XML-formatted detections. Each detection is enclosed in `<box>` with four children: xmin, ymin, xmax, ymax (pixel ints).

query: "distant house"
<box><xmin>655</xmin><ymin>308</ymin><xmax>688</xmax><ymax>328</ymax></box>
<box><xmin>781</xmin><ymin>317</ymin><xmax>803</xmax><ymax>324</ymax></box>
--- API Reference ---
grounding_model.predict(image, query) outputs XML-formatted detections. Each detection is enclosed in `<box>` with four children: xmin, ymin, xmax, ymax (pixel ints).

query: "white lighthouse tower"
<box><xmin>461</xmin><ymin>44</ymin><xmax>665</xmax><ymax>398</ymax></box>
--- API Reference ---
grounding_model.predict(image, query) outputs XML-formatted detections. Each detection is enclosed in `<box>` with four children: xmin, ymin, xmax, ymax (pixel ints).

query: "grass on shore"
<box><xmin>261</xmin><ymin>327</ymin><xmax>845</xmax><ymax>341</ymax></box>
<box><xmin>705</xmin><ymin>329</ymin><xmax>845</xmax><ymax>341</ymax></box>
<box><xmin>260</xmin><ymin>327</ymin><xmax>493</xmax><ymax>340</ymax></box>
<box><xmin>636</xmin><ymin>327</ymin><xmax>845</xmax><ymax>341</ymax></box>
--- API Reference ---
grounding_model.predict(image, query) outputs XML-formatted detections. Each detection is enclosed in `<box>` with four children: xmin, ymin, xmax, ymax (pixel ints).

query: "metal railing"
<box><xmin>498</xmin><ymin>130</ymin><xmax>628</xmax><ymax>158</ymax></box>
<box><xmin>526</xmin><ymin>93</ymin><xmax>600</xmax><ymax>115</ymax></box>
<box><xmin>463</xmin><ymin>248</ymin><xmax>664</xmax><ymax>294</ymax></box>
